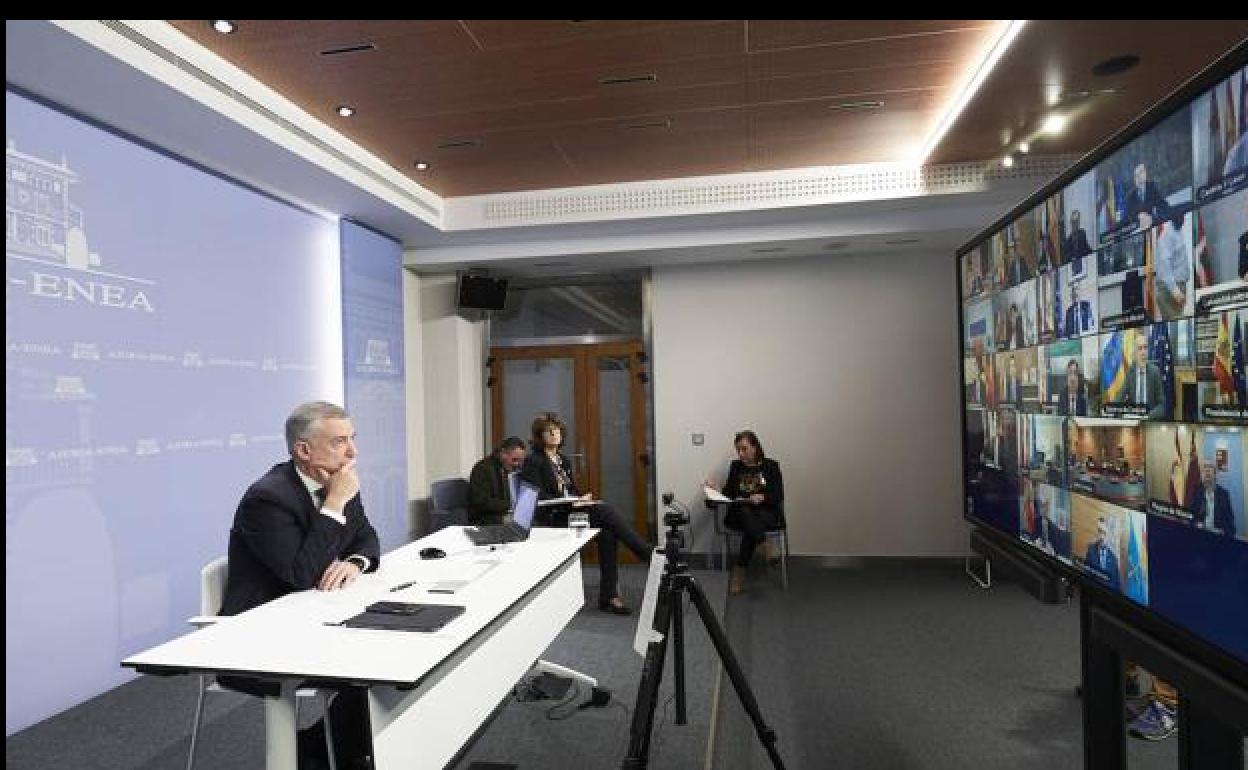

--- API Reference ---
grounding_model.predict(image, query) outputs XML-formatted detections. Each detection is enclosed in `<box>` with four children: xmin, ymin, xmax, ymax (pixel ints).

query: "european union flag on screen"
<box><xmin>1150</xmin><ymin>323</ymin><xmax>1174</xmax><ymax>418</ymax></box>
<box><xmin>1125</xmin><ymin>517</ymin><xmax>1148</xmax><ymax>605</ymax></box>
<box><xmin>1102</xmin><ymin>332</ymin><xmax>1126</xmax><ymax>402</ymax></box>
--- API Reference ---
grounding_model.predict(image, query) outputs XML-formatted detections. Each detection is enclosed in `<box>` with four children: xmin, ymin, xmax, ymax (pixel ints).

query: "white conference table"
<box><xmin>123</xmin><ymin>525</ymin><xmax>596</xmax><ymax>770</ymax></box>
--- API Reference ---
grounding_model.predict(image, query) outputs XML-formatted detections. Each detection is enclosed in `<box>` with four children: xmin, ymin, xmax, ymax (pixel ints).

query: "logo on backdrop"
<box><xmin>356</xmin><ymin>338</ymin><xmax>396</xmax><ymax>374</ymax></box>
<box><xmin>5</xmin><ymin>141</ymin><xmax>156</xmax><ymax>313</ymax></box>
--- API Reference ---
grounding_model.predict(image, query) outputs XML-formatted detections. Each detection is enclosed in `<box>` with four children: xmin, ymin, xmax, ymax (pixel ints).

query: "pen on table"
<box><xmin>389</xmin><ymin>581</ymin><xmax>418</xmax><ymax>592</ymax></box>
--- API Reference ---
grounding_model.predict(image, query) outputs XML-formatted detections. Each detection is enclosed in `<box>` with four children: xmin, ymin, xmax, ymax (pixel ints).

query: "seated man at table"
<box><xmin>220</xmin><ymin>400</ymin><xmax>381</xmax><ymax>770</ymax></box>
<box><xmin>467</xmin><ymin>436</ymin><xmax>528</xmax><ymax>526</ymax></box>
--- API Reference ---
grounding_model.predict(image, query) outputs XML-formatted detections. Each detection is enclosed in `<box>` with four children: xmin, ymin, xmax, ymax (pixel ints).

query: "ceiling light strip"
<box><xmin>915</xmin><ymin>20</ymin><xmax>1028</xmax><ymax>164</ymax></box>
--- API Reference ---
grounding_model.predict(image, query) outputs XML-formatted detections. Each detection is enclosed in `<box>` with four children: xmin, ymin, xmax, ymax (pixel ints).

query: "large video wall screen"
<box><xmin>959</xmin><ymin>63</ymin><xmax>1248</xmax><ymax>663</ymax></box>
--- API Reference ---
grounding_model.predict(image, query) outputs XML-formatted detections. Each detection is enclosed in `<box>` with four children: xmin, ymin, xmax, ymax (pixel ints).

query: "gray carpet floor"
<box><xmin>8</xmin><ymin>558</ymin><xmax>1236</xmax><ymax>769</ymax></box>
<box><xmin>708</xmin><ymin>559</ymin><xmax>1233</xmax><ymax>770</ymax></box>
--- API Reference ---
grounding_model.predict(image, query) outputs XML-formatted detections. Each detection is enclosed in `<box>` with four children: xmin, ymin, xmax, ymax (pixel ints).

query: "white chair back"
<box><xmin>200</xmin><ymin>557</ymin><xmax>229</xmax><ymax>617</ymax></box>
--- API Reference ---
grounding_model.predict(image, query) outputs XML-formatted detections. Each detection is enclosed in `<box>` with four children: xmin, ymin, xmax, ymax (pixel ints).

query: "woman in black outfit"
<box><xmin>520</xmin><ymin>412</ymin><xmax>652</xmax><ymax>614</ymax></box>
<box><xmin>712</xmin><ymin>430</ymin><xmax>784</xmax><ymax>595</ymax></box>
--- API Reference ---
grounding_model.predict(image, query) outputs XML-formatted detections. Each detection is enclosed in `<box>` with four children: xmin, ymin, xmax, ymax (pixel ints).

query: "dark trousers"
<box><xmin>538</xmin><ymin>502</ymin><xmax>651</xmax><ymax>603</ymax></box>
<box><xmin>725</xmin><ymin>504</ymin><xmax>783</xmax><ymax>568</ymax></box>
<box><xmin>219</xmin><ymin>676</ymin><xmax>370</xmax><ymax>769</ymax></box>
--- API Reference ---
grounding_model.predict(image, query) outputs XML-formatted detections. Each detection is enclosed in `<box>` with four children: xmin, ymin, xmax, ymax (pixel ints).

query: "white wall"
<box><xmin>652</xmin><ymin>250</ymin><xmax>967</xmax><ymax>557</ymax></box>
<box><xmin>408</xmin><ymin>273</ymin><xmax>488</xmax><ymax>499</ymax></box>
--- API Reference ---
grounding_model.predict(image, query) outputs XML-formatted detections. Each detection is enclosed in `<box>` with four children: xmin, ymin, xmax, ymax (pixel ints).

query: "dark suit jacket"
<box><xmin>520</xmin><ymin>449</ymin><xmax>581</xmax><ymax>500</ymax></box>
<box><xmin>1084</xmin><ymin>542</ymin><xmax>1121</xmax><ymax>592</ymax></box>
<box><xmin>468</xmin><ymin>454</ymin><xmax>510</xmax><ymax>526</ymax></box>
<box><xmin>1057</xmin><ymin>384</ymin><xmax>1088</xmax><ymax>416</ymax></box>
<box><xmin>1120</xmin><ymin>363</ymin><xmax>1166</xmax><ymax>418</ymax></box>
<box><xmin>221</xmin><ymin>461</ymin><xmax>380</xmax><ymax>617</ymax></box>
<box><xmin>1064</xmin><ymin>301</ymin><xmax>1093</xmax><ymax>336</ymax></box>
<box><xmin>1189</xmin><ymin>484</ymin><xmax>1237</xmax><ymax>537</ymax></box>
<box><xmin>1126</xmin><ymin>180</ymin><xmax>1171</xmax><ymax>229</ymax></box>
<box><xmin>1066</xmin><ymin>229</ymin><xmax>1092</xmax><ymax>260</ymax></box>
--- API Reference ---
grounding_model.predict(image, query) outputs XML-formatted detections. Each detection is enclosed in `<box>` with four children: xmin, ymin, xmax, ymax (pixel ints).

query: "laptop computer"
<box><xmin>465</xmin><ymin>479</ymin><xmax>539</xmax><ymax>546</ymax></box>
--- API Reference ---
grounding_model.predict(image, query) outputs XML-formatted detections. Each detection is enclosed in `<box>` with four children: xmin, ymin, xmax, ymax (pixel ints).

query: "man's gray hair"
<box><xmin>285</xmin><ymin>401</ymin><xmax>349</xmax><ymax>455</ymax></box>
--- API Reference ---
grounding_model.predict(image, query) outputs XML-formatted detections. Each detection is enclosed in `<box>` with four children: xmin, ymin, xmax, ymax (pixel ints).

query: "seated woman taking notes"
<box><xmin>707</xmin><ymin>430</ymin><xmax>784</xmax><ymax>596</ymax></box>
<box><xmin>520</xmin><ymin>412</ymin><xmax>652</xmax><ymax>615</ymax></box>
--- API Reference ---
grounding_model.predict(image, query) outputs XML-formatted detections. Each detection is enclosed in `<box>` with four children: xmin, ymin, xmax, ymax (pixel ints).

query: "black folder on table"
<box><xmin>343</xmin><ymin>602</ymin><xmax>465</xmax><ymax>632</ymax></box>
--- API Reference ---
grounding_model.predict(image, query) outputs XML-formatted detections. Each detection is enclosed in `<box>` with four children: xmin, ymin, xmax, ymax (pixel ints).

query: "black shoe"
<box><xmin>598</xmin><ymin>598</ymin><xmax>633</xmax><ymax>615</ymax></box>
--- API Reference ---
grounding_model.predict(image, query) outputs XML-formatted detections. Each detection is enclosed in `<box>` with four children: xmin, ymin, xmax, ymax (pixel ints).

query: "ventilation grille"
<box><xmin>100</xmin><ymin>21</ymin><xmax>438</xmax><ymax>219</ymax></box>
<box><xmin>481</xmin><ymin>155</ymin><xmax>1077</xmax><ymax>224</ymax></box>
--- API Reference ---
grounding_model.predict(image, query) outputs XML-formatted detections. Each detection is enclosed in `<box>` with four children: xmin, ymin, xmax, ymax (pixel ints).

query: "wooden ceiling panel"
<box><xmin>746</xmin><ymin>20</ymin><xmax>997</xmax><ymax>52</ymax></box>
<box><xmin>750</xmin><ymin>26</ymin><xmax>992</xmax><ymax>80</ymax></box>
<box><xmin>459</xmin><ymin>20</ymin><xmax>721</xmax><ymax>51</ymax></box>
<box><xmin>931</xmin><ymin>20</ymin><xmax>1248</xmax><ymax>162</ymax></box>
<box><xmin>165</xmin><ymin>20</ymin><xmax>1246</xmax><ymax>197</ymax></box>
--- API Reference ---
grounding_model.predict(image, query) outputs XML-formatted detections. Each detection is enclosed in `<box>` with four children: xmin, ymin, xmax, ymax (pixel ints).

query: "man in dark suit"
<box><xmin>1064</xmin><ymin>282</ymin><xmax>1095</xmax><ymax>338</ymax></box>
<box><xmin>1125</xmin><ymin>162</ymin><xmax>1172</xmax><ymax>232</ymax></box>
<box><xmin>1188</xmin><ymin>462</ymin><xmax>1237</xmax><ymax>538</ymax></box>
<box><xmin>1117</xmin><ymin>333</ymin><xmax>1166</xmax><ymax>418</ymax></box>
<box><xmin>1011</xmin><ymin>303</ymin><xmax>1026</xmax><ymax>349</ymax></box>
<box><xmin>1084</xmin><ymin>517</ymin><xmax>1121</xmax><ymax>592</ymax></box>
<box><xmin>467</xmin><ymin>436</ymin><xmax>527</xmax><ymax>525</ymax></box>
<box><xmin>1057</xmin><ymin>360</ymin><xmax>1090</xmax><ymax>416</ymax></box>
<box><xmin>1065</xmin><ymin>209</ymin><xmax>1093</xmax><ymax>260</ymax></box>
<box><xmin>221</xmin><ymin>401</ymin><xmax>380</xmax><ymax>770</ymax></box>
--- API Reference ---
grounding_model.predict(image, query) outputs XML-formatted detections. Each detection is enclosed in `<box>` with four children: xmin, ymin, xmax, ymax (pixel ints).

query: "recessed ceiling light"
<box><xmin>1042</xmin><ymin>114</ymin><xmax>1067</xmax><ymax>135</ymax></box>
<box><xmin>212</xmin><ymin>20</ymin><xmax>235</xmax><ymax>35</ymax></box>
<box><xmin>336</xmin><ymin>105</ymin><xmax>356</xmax><ymax>118</ymax></box>
<box><xmin>1018</xmin><ymin>141</ymin><xmax>1030</xmax><ymax>154</ymax></box>
<box><xmin>1002</xmin><ymin>154</ymin><xmax>1015</xmax><ymax>168</ymax></box>
<box><xmin>1092</xmin><ymin>54</ymin><xmax>1140</xmax><ymax>78</ymax></box>
<box><xmin>414</xmin><ymin>161</ymin><xmax>430</xmax><ymax>171</ymax></box>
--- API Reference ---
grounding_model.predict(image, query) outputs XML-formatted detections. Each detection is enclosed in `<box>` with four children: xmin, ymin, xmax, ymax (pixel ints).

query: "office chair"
<box><xmin>186</xmin><ymin>557</ymin><xmax>337</xmax><ymax>770</ymax></box>
<box><xmin>707</xmin><ymin>502</ymin><xmax>790</xmax><ymax>589</ymax></box>
<box><xmin>429</xmin><ymin>478</ymin><xmax>471</xmax><ymax>533</ymax></box>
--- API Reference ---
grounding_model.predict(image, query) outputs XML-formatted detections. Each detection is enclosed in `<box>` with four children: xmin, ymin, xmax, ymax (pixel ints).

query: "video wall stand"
<box><xmin>964</xmin><ymin>554</ymin><xmax>992</xmax><ymax>590</ymax></box>
<box><xmin>1080</xmin><ymin>589</ymin><xmax>1246</xmax><ymax>770</ymax></box>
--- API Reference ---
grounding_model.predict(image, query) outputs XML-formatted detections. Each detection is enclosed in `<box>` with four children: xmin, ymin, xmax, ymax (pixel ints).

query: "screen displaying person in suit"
<box><xmin>1117</xmin><ymin>333</ymin><xmax>1166</xmax><ymax>418</ymax></box>
<box><xmin>1153</xmin><ymin>212</ymin><xmax>1190</xmax><ymax>319</ymax></box>
<box><xmin>1058</xmin><ymin>360</ymin><xmax>1090</xmax><ymax>416</ymax></box>
<box><xmin>520</xmin><ymin>412</ymin><xmax>651</xmax><ymax>615</ymax></box>
<box><xmin>1084</xmin><ymin>516</ymin><xmax>1122</xmax><ymax>592</ymax></box>
<box><xmin>1126</xmin><ymin>162</ymin><xmax>1172</xmax><ymax>233</ymax></box>
<box><xmin>220</xmin><ymin>401</ymin><xmax>380</xmax><ymax>769</ymax></box>
<box><xmin>1005</xmin><ymin>354</ymin><xmax>1024</xmax><ymax>409</ymax></box>
<box><xmin>467</xmin><ymin>436</ymin><xmax>527</xmax><ymax>526</ymax></box>
<box><xmin>1187</xmin><ymin>461</ymin><xmax>1237</xmax><ymax>537</ymax></box>
<box><xmin>1011</xmin><ymin>303</ymin><xmax>1026</xmax><ymax>349</ymax></box>
<box><xmin>1066</xmin><ymin>208</ymin><xmax>1093</xmax><ymax>260</ymax></box>
<box><xmin>707</xmin><ymin>430</ymin><xmax>785</xmax><ymax>596</ymax></box>
<box><xmin>1064</xmin><ymin>281</ymin><xmax>1096</xmax><ymax>337</ymax></box>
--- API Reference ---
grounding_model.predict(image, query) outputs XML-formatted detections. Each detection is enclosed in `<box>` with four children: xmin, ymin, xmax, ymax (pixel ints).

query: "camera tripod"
<box><xmin>622</xmin><ymin>502</ymin><xmax>784</xmax><ymax>769</ymax></box>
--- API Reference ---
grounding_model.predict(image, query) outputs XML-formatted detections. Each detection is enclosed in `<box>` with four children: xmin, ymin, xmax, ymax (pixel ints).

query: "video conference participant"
<box><xmin>1004</xmin><ymin>354</ymin><xmax>1024</xmax><ymax>409</ymax></box>
<box><xmin>520</xmin><ymin>412</ymin><xmax>652</xmax><ymax>615</ymax></box>
<box><xmin>707</xmin><ymin>430</ymin><xmax>785</xmax><ymax>597</ymax></box>
<box><xmin>467</xmin><ymin>436</ymin><xmax>527</xmax><ymax>526</ymax></box>
<box><xmin>1126</xmin><ymin>162</ymin><xmax>1172</xmax><ymax>232</ymax></box>
<box><xmin>1117</xmin><ymin>333</ymin><xmax>1166</xmax><ymax>418</ymax></box>
<box><xmin>1058</xmin><ymin>360</ymin><xmax>1090</xmax><ymax>417</ymax></box>
<box><xmin>1153</xmin><ymin>213</ymin><xmax>1190</xmax><ymax>319</ymax></box>
<box><xmin>220</xmin><ymin>401</ymin><xmax>380</xmax><ymax>770</ymax></box>
<box><xmin>1064</xmin><ymin>282</ymin><xmax>1095</xmax><ymax>337</ymax></box>
<box><xmin>1084</xmin><ymin>516</ymin><xmax>1122</xmax><ymax>592</ymax></box>
<box><xmin>1066</xmin><ymin>209</ymin><xmax>1093</xmax><ymax>261</ymax></box>
<box><xmin>1188</xmin><ymin>461</ymin><xmax>1236</xmax><ymax>537</ymax></box>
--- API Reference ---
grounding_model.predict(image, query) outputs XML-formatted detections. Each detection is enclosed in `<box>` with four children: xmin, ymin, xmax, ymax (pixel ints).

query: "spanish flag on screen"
<box><xmin>1215</xmin><ymin>312</ymin><xmax>1235</xmax><ymax>398</ymax></box>
<box><xmin>1102</xmin><ymin>331</ymin><xmax>1129</xmax><ymax>402</ymax></box>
